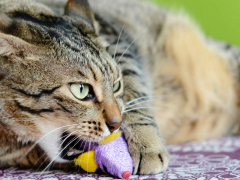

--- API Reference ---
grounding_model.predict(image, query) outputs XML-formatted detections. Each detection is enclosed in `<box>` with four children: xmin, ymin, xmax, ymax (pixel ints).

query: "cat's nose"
<box><xmin>106</xmin><ymin>121</ymin><xmax>121</xmax><ymax>132</ymax></box>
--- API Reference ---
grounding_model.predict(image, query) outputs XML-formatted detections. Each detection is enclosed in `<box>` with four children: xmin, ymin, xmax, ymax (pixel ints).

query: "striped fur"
<box><xmin>0</xmin><ymin>0</ymin><xmax>124</xmax><ymax>170</ymax></box>
<box><xmin>1</xmin><ymin>0</ymin><xmax>240</xmax><ymax>175</ymax></box>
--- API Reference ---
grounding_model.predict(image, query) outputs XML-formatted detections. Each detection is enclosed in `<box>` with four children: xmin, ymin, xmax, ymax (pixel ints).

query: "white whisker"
<box><xmin>121</xmin><ymin>124</ymin><xmax>133</xmax><ymax>138</ymax></box>
<box><xmin>123</xmin><ymin>106</ymin><xmax>164</xmax><ymax>113</ymax></box>
<box><xmin>124</xmin><ymin>97</ymin><xmax>164</xmax><ymax>109</ymax></box>
<box><xmin>117</xmin><ymin>32</ymin><xmax>144</xmax><ymax>63</ymax></box>
<box><xmin>35</xmin><ymin>127</ymin><xmax>76</xmax><ymax>170</ymax></box>
<box><xmin>113</xmin><ymin>24</ymin><xmax>125</xmax><ymax>61</ymax></box>
<box><xmin>42</xmin><ymin>130</ymin><xmax>80</xmax><ymax>173</ymax></box>
<box><xmin>87</xmin><ymin>141</ymin><xmax>91</xmax><ymax>176</ymax></box>
<box><xmin>124</xmin><ymin>95</ymin><xmax>163</xmax><ymax>106</ymax></box>
<box><xmin>143</xmin><ymin>116</ymin><xmax>157</xmax><ymax>124</ymax></box>
<box><xmin>61</xmin><ymin>134</ymin><xmax>83</xmax><ymax>159</ymax></box>
<box><xmin>19</xmin><ymin>124</ymin><xmax>78</xmax><ymax>164</ymax></box>
<box><xmin>58</xmin><ymin>130</ymin><xmax>78</xmax><ymax>152</ymax></box>
<box><xmin>76</xmin><ymin>139</ymin><xmax>88</xmax><ymax>171</ymax></box>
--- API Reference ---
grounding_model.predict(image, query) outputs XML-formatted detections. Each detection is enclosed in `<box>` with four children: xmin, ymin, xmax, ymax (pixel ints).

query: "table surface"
<box><xmin>1</xmin><ymin>136</ymin><xmax>240</xmax><ymax>180</ymax></box>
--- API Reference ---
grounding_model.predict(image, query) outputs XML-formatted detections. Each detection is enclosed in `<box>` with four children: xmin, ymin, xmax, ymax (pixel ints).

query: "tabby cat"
<box><xmin>0</xmin><ymin>0</ymin><xmax>240</xmax><ymax>175</ymax></box>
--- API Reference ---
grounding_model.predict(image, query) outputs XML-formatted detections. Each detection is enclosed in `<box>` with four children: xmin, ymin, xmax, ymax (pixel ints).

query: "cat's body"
<box><xmin>0</xmin><ymin>0</ymin><xmax>240</xmax><ymax>175</ymax></box>
<box><xmin>88</xmin><ymin>0</ymin><xmax>240</xmax><ymax>144</ymax></box>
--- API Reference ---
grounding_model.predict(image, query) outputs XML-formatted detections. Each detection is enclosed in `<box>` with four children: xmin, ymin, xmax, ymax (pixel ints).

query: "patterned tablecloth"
<box><xmin>1</xmin><ymin>136</ymin><xmax>240</xmax><ymax>180</ymax></box>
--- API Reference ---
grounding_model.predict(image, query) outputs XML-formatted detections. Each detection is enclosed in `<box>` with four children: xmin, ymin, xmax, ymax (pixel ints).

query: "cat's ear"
<box><xmin>64</xmin><ymin>0</ymin><xmax>96</xmax><ymax>34</ymax></box>
<box><xmin>0</xmin><ymin>32</ymin><xmax>34</xmax><ymax>62</ymax></box>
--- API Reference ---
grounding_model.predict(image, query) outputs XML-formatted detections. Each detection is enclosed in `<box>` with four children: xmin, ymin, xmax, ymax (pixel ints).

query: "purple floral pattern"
<box><xmin>1</xmin><ymin>136</ymin><xmax>240</xmax><ymax>180</ymax></box>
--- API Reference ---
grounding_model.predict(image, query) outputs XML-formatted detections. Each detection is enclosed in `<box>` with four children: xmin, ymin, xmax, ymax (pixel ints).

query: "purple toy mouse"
<box><xmin>74</xmin><ymin>131</ymin><xmax>133</xmax><ymax>179</ymax></box>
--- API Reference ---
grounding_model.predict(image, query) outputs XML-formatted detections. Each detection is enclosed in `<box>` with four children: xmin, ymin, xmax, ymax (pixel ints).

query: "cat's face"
<box><xmin>0</xmin><ymin>0</ymin><xmax>124</xmax><ymax>162</ymax></box>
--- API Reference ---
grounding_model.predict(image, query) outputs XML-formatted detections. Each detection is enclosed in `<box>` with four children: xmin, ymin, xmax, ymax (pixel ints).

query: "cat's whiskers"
<box><xmin>62</xmin><ymin>133</ymin><xmax>84</xmax><ymax>159</ymax></box>
<box><xmin>42</xmin><ymin>130</ymin><xmax>81</xmax><ymax>173</ymax></box>
<box><xmin>58</xmin><ymin>129</ymin><xmax>79</xmax><ymax>153</ymax></box>
<box><xmin>121</xmin><ymin>123</ymin><xmax>133</xmax><ymax>139</ymax></box>
<box><xmin>113</xmin><ymin>24</ymin><xmax>125</xmax><ymax>61</ymax></box>
<box><xmin>35</xmin><ymin>138</ymin><xmax>66</xmax><ymax>170</ymax></box>
<box><xmin>35</xmin><ymin>127</ymin><xmax>77</xmax><ymax>170</ymax></box>
<box><xmin>87</xmin><ymin>141</ymin><xmax>91</xmax><ymax>176</ymax></box>
<box><xmin>117</xmin><ymin>31</ymin><xmax>144</xmax><ymax>63</ymax></box>
<box><xmin>143</xmin><ymin>116</ymin><xmax>158</xmax><ymax>124</ymax></box>
<box><xmin>123</xmin><ymin>106</ymin><xmax>165</xmax><ymax>113</ymax></box>
<box><xmin>19</xmin><ymin>124</ymin><xmax>78</xmax><ymax>165</ymax></box>
<box><xmin>124</xmin><ymin>96</ymin><xmax>164</xmax><ymax>109</ymax></box>
<box><xmin>124</xmin><ymin>95</ymin><xmax>163</xmax><ymax>106</ymax></box>
<box><xmin>76</xmin><ymin>139</ymin><xmax>88</xmax><ymax>172</ymax></box>
<box><xmin>51</xmin><ymin>134</ymin><xmax>84</xmax><ymax>172</ymax></box>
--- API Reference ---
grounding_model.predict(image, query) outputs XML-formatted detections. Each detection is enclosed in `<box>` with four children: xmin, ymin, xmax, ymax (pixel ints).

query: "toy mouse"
<box><xmin>74</xmin><ymin>131</ymin><xmax>133</xmax><ymax>179</ymax></box>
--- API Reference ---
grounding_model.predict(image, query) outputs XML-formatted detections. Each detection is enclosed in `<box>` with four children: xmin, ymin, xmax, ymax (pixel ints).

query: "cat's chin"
<box><xmin>45</xmin><ymin>132</ymin><xmax>107</xmax><ymax>163</ymax></box>
<box><xmin>38</xmin><ymin>124</ymin><xmax>111</xmax><ymax>163</ymax></box>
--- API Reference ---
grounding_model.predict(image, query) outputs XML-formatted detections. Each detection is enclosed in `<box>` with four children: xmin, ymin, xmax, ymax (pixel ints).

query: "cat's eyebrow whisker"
<box><xmin>123</xmin><ymin>106</ymin><xmax>165</xmax><ymax>113</ymax></box>
<box><xmin>19</xmin><ymin>124</ymin><xmax>78</xmax><ymax>165</ymax></box>
<box><xmin>117</xmin><ymin>31</ymin><xmax>145</xmax><ymax>63</ymax></box>
<box><xmin>124</xmin><ymin>97</ymin><xmax>164</xmax><ymax>109</ymax></box>
<box><xmin>113</xmin><ymin>24</ymin><xmax>125</xmax><ymax>61</ymax></box>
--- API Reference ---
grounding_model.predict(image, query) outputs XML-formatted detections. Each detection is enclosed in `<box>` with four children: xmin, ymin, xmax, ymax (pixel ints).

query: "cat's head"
<box><xmin>0</xmin><ymin>0</ymin><xmax>124</xmax><ymax>162</ymax></box>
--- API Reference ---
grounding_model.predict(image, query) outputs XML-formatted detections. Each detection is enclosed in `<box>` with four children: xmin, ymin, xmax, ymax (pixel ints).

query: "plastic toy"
<box><xmin>74</xmin><ymin>131</ymin><xmax>133</xmax><ymax>179</ymax></box>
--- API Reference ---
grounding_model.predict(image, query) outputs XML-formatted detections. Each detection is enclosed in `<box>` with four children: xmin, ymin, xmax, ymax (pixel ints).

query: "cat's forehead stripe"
<box><xmin>5</xmin><ymin>10</ymin><xmax>100</xmax><ymax>56</ymax></box>
<box><xmin>4</xmin><ymin>8</ymin><xmax>120</xmax><ymax>84</ymax></box>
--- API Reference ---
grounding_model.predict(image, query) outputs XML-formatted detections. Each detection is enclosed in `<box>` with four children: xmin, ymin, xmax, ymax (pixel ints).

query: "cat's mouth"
<box><xmin>60</xmin><ymin>132</ymin><xmax>97</xmax><ymax>160</ymax></box>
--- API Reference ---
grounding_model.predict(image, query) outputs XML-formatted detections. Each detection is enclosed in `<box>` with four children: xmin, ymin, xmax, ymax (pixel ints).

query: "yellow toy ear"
<box><xmin>98</xmin><ymin>131</ymin><xmax>122</xmax><ymax>145</ymax></box>
<box><xmin>74</xmin><ymin>151</ymin><xmax>98</xmax><ymax>173</ymax></box>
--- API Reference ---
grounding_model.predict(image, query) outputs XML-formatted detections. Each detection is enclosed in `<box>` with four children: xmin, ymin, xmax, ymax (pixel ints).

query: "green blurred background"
<box><xmin>148</xmin><ymin>0</ymin><xmax>240</xmax><ymax>47</ymax></box>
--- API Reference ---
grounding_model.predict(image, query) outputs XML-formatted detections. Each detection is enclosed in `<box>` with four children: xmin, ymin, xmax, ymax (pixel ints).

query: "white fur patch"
<box><xmin>38</xmin><ymin>125</ymin><xmax>68</xmax><ymax>163</ymax></box>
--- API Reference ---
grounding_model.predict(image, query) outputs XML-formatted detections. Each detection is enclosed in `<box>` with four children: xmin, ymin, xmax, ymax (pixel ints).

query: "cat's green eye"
<box><xmin>70</xmin><ymin>83</ymin><xmax>90</xmax><ymax>100</ymax></box>
<box><xmin>113</xmin><ymin>81</ymin><xmax>121</xmax><ymax>93</ymax></box>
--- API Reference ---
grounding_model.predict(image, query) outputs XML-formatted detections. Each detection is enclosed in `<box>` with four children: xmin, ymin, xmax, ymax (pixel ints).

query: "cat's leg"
<box><xmin>150</xmin><ymin>13</ymin><xmax>239</xmax><ymax>144</ymax></box>
<box><xmin>111</xmin><ymin>50</ymin><xmax>169</xmax><ymax>174</ymax></box>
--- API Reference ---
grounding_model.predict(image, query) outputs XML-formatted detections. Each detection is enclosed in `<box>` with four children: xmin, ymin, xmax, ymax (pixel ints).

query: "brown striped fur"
<box><xmin>0</xmin><ymin>0</ymin><xmax>240</xmax><ymax>175</ymax></box>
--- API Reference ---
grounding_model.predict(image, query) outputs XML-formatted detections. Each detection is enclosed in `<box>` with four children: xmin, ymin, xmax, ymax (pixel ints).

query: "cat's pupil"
<box><xmin>80</xmin><ymin>85</ymin><xmax>84</xmax><ymax>93</ymax></box>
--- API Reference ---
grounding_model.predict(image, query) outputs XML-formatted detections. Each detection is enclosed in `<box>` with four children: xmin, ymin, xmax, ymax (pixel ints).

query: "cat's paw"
<box><xmin>128</xmin><ymin>140</ymin><xmax>169</xmax><ymax>175</ymax></box>
<box><xmin>123</xmin><ymin>115</ymin><xmax>169</xmax><ymax>174</ymax></box>
<box><xmin>132</xmin><ymin>149</ymin><xmax>169</xmax><ymax>175</ymax></box>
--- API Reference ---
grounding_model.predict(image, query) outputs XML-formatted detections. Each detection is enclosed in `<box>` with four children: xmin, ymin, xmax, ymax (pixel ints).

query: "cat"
<box><xmin>0</xmin><ymin>0</ymin><xmax>239</xmax><ymax>175</ymax></box>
